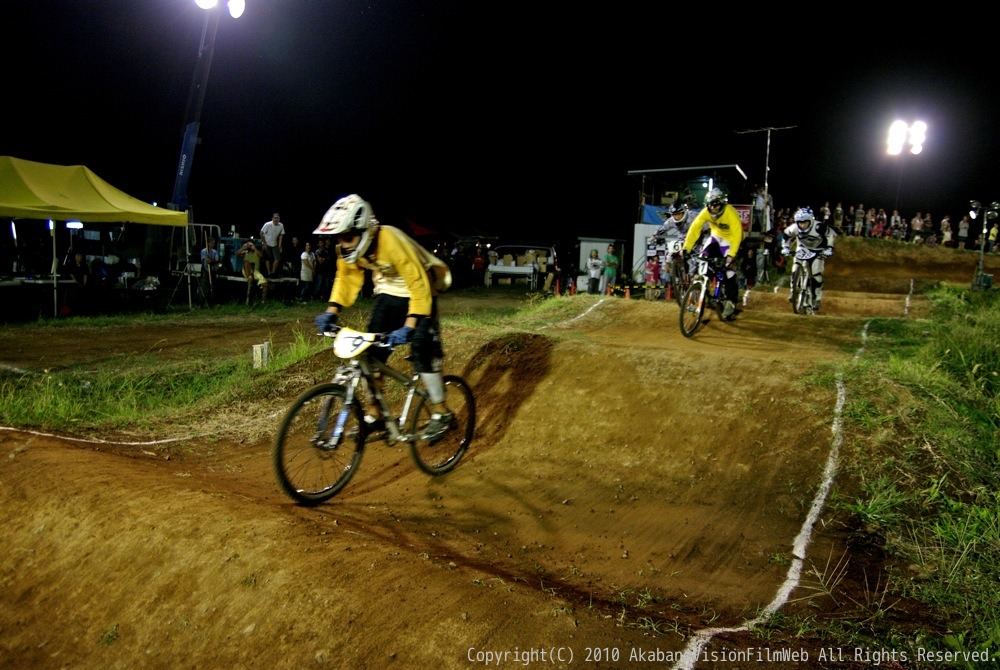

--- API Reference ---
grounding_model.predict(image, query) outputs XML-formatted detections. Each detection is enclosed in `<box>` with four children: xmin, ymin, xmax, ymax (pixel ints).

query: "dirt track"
<box><xmin>1</xmin><ymin>241</ymin><xmax>997</xmax><ymax>669</ymax></box>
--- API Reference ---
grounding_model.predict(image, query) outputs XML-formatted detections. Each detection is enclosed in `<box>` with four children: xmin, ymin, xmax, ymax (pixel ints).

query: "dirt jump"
<box><xmin>1</xmin><ymin>239</ymin><xmax>997</xmax><ymax>669</ymax></box>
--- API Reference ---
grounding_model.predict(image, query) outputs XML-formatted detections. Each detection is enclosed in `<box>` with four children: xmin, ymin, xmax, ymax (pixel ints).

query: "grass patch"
<box><xmin>829</xmin><ymin>284</ymin><xmax>1000</xmax><ymax>658</ymax></box>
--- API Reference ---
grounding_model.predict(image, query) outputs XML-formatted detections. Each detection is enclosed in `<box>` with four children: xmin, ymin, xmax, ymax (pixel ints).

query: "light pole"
<box><xmin>736</xmin><ymin>126</ymin><xmax>796</xmax><ymax>234</ymax></box>
<box><xmin>970</xmin><ymin>200</ymin><xmax>998</xmax><ymax>290</ymax></box>
<box><xmin>168</xmin><ymin>0</ymin><xmax>246</xmax><ymax>217</ymax></box>
<box><xmin>887</xmin><ymin>120</ymin><xmax>926</xmax><ymax>215</ymax></box>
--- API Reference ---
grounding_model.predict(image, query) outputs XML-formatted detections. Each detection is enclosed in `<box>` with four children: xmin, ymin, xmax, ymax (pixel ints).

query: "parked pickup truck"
<box><xmin>485</xmin><ymin>244</ymin><xmax>558</xmax><ymax>290</ymax></box>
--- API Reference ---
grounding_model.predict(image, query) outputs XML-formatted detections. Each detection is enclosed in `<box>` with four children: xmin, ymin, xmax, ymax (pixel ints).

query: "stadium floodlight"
<box><xmin>887</xmin><ymin>120</ymin><xmax>927</xmax><ymax>155</ymax></box>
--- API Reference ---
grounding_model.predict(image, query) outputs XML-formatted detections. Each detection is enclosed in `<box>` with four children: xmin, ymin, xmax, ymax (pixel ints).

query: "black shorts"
<box><xmin>368</xmin><ymin>294</ymin><xmax>443</xmax><ymax>373</ymax></box>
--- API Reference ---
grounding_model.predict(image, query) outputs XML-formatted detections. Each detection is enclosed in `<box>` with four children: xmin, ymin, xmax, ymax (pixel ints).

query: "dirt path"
<box><xmin>1</xmin><ymin>242</ymin><xmax>996</xmax><ymax>669</ymax></box>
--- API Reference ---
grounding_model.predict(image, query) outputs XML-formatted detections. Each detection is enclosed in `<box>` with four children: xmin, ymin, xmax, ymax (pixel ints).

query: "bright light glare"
<box><xmin>66</xmin><ymin>221</ymin><xmax>83</xmax><ymax>229</ymax></box>
<box><xmin>195</xmin><ymin>0</ymin><xmax>217</xmax><ymax>8</ymax></box>
<box><xmin>228</xmin><ymin>0</ymin><xmax>245</xmax><ymax>18</ymax></box>
<box><xmin>887</xmin><ymin>120</ymin><xmax>908</xmax><ymax>155</ymax></box>
<box><xmin>888</xmin><ymin>120</ymin><xmax>926</xmax><ymax>155</ymax></box>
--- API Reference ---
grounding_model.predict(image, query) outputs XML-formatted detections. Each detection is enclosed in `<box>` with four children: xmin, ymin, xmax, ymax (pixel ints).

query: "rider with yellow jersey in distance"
<box><xmin>682</xmin><ymin>188</ymin><xmax>744</xmax><ymax>319</ymax></box>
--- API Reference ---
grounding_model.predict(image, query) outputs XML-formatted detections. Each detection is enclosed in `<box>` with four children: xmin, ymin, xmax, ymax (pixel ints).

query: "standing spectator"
<box><xmin>740</xmin><ymin>246</ymin><xmax>758</xmax><ymax>289</ymax></box>
<box><xmin>819</xmin><ymin>201</ymin><xmax>832</xmax><ymax>228</ymax></box>
<box><xmin>832</xmin><ymin>202</ymin><xmax>844</xmax><ymax>235</ymax></box>
<box><xmin>585</xmin><ymin>249</ymin><xmax>602</xmax><ymax>294</ymax></box>
<box><xmin>62</xmin><ymin>250</ymin><xmax>90</xmax><ymax>315</ymax></box>
<box><xmin>471</xmin><ymin>246</ymin><xmax>487</xmax><ymax>286</ymax></box>
<box><xmin>199</xmin><ymin>236</ymin><xmax>220</xmax><ymax>305</ymax></box>
<box><xmin>957</xmin><ymin>214</ymin><xmax>971</xmax><ymax>249</ymax></box>
<box><xmin>312</xmin><ymin>236</ymin><xmax>332</xmax><ymax>300</ymax></box>
<box><xmin>910</xmin><ymin>212</ymin><xmax>924</xmax><ymax>243</ymax></box>
<box><xmin>924</xmin><ymin>213</ymin><xmax>935</xmax><ymax>240</ymax></box>
<box><xmin>864</xmin><ymin>208</ymin><xmax>875</xmax><ymax>237</ymax></box>
<box><xmin>260</xmin><ymin>213</ymin><xmax>285</xmax><ymax>276</ymax></box>
<box><xmin>752</xmin><ymin>185</ymin><xmax>766</xmax><ymax>233</ymax></box>
<box><xmin>299</xmin><ymin>240</ymin><xmax>316</xmax><ymax>302</ymax></box>
<box><xmin>940</xmin><ymin>216</ymin><xmax>953</xmax><ymax>247</ymax></box>
<box><xmin>287</xmin><ymin>235</ymin><xmax>303</xmax><ymax>279</ymax></box>
<box><xmin>643</xmin><ymin>254</ymin><xmax>660</xmax><ymax>300</ymax></box>
<box><xmin>890</xmin><ymin>209</ymin><xmax>903</xmax><ymax>240</ymax></box>
<box><xmin>988</xmin><ymin>219</ymin><xmax>998</xmax><ymax>253</ymax></box>
<box><xmin>600</xmin><ymin>243</ymin><xmax>619</xmax><ymax>295</ymax></box>
<box><xmin>853</xmin><ymin>205</ymin><xmax>865</xmax><ymax>237</ymax></box>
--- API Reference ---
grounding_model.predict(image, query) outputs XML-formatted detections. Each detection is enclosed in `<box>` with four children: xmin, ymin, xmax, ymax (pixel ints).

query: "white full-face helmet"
<box><xmin>793</xmin><ymin>207</ymin><xmax>815</xmax><ymax>228</ymax></box>
<box><xmin>314</xmin><ymin>194</ymin><xmax>375</xmax><ymax>263</ymax></box>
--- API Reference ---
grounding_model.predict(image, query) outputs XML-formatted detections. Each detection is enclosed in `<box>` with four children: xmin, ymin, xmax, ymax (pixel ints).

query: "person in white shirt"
<box><xmin>260</xmin><ymin>212</ymin><xmax>285</xmax><ymax>276</ymax></box>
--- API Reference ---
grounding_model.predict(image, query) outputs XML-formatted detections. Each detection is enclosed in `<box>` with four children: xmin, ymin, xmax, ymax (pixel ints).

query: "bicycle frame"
<box><xmin>326</xmin><ymin>331</ymin><xmax>426</xmax><ymax>445</ymax></box>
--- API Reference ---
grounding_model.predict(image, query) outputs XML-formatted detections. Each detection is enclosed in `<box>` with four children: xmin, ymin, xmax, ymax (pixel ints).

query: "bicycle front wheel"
<box><xmin>791</xmin><ymin>266</ymin><xmax>807</xmax><ymax>315</ymax></box>
<box><xmin>409</xmin><ymin>375</ymin><xmax>475</xmax><ymax>475</ymax></box>
<box><xmin>273</xmin><ymin>383</ymin><xmax>365</xmax><ymax>505</ymax></box>
<box><xmin>679</xmin><ymin>280</ymin><xmax>706</xmax><ymax>338</ymax></box>
<box><xmin>670</xmin><ymin>258</ymin><xmax>687</xmax><ymax>306</ymax></box>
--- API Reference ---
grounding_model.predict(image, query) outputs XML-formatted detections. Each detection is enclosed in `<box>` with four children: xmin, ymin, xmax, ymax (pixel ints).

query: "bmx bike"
<box><xmin>663</xmin><ymin>240</ymin><xmax>689</xmax><ymax>306</ymax></box>
<box><xmin>679</xmin><ymin>254</ymin><xmax>734</xmax><ymax>338</ymax></box>
<box><xmin>789</xmin><ymin>249</ymin><xmax>821</xmax><ymax>315</ymax></box>
<box><xmin>273</xmin><ymin>325</ymin><xmax>476</xmax><ymax>505</ymax></box>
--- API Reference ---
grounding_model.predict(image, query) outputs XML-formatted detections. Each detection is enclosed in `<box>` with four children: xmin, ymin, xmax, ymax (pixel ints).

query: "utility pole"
<box><xmin>736</xmin><ymin>126</ymin><xmax>796</xmax><ymax>233</ymax></box>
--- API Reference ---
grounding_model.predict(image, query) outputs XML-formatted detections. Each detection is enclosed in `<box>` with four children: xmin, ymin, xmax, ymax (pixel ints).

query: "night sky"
<box><xmin>5</xmin><ymin>1</ymin><xmax>999</xmax><ymax>245</ymax></box>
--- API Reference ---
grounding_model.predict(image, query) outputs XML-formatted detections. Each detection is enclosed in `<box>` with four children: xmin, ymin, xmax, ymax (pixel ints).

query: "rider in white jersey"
<box><xmin>781</xmin><ymin>207</ymin><xmax>836</xmax><ymax>312</ymax></box>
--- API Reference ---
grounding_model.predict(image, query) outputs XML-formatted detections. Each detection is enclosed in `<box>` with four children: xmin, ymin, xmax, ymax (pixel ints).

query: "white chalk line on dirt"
<box><xmin>536</xmin><ymin>297</ymin><xmax>608</xmax><ymax>329</ymax></box>
<box><xmin>0</xmin><ymin>425</ymin><xmax>199</xmax><ymax>446</ymax></box>
<box><xmin>671</xmin><ymin>321</ymin><xmax>871</xmax><ymax>670</ymax></box>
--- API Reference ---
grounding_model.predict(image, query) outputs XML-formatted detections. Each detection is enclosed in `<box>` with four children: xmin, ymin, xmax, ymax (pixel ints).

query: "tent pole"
<box><xmin>51</xmin><ymin>221</ymin><xmax>58</xmax><ymax>317</ymax></box>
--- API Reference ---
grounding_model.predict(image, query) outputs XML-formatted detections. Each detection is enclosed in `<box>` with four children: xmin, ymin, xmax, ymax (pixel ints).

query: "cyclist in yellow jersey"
<box><xmin>314</xmin><ymin>194</ymin><xmax>454</xmax><ymax>442</ymax></box>
<box><xmin>682</xmin><ymin>188</ymin><xmax>744</xmax><ymax>319</ymax></box>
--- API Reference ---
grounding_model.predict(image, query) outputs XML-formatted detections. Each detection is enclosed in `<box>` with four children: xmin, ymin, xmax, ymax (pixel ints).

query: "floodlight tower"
<box><xmin>887</xmin><ymin>120</ymin><xmax>927</xmax><ymax>214</ymax></box>
<box><xmin>168</xmin><ymin>0</ymin><xmax>246</xmax><ymax>218</ymax></box>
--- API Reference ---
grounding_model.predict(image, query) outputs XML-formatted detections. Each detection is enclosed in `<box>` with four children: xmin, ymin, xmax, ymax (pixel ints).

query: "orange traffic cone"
<box><xmin>606</xmin><ymin>284</ymin><xmax>612</xmax><ymax>296</ymax></box>
<box><xmin>666</xmin><ymin>283</ymin><xmax>672</xmax><ymax>301</ymax></box>
<box><xmin>624</xmin><ymin>285</ymin><xmax>631</xmax><ymax>299</ymax></box>
<box><xmin>554</xmin><ymin>279</ymin><xmax>561</xmax><ymax>296</ymax></box>
<box><xmin>569</xmin><ymin>280</ymin><xmax>576</xmax><ymax>295</ymax></box>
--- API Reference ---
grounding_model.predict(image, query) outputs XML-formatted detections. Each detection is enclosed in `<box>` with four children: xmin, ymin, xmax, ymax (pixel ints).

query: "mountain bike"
<box><xmin>788</xmin><ymin>249</ymin><xmax>819</xmax><ymax>315</ymax></box>
<box><xmin>273</xmin><ymin>326</ymin><xmax>475</xmax><ymax>505</ymax></box>
<box><xmin>679</xmin><ymin>254</ymin><xmax>733</xmax><ymax>338</ymax></box>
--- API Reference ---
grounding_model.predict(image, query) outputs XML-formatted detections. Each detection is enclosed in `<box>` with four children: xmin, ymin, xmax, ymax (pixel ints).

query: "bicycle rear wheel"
<box><xmin>409</xmin><ymin>375</ymin><xmax>475</xmax><ymax>475</ymax></box>
<box><xmin>679</xmin><ymin>280</ymin><xmax>706</xmax><ymax>338</ymax></box>
<box><xmin>273</xmin><ymin>383</ymin><xmax>365</xmax><ymax>505</ymax></box>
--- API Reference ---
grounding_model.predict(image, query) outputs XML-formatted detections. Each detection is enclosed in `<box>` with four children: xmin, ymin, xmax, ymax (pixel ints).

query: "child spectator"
<box><xmin>644</xmin><ymin>254</ymin><xmax>660</xmax><ymax>300</ymax></box>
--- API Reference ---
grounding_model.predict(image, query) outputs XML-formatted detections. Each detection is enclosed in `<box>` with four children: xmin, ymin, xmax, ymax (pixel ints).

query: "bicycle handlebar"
<box><xmin>319</xmin><ymin>325</ymin><xmax>391</xmax><ymax>347</ymax></box>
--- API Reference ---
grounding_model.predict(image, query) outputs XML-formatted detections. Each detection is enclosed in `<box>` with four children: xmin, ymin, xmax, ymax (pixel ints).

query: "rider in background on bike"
<box><xmin>655</xmin><ymin>201</ymin><xmax>694</xmax><ymax>239</ymax></box>
<box><xmin>782</xmin><ymin>207</ymin><xmax>835</xmax><ymax>312</ymax></box>
<box><xmin>313</xmin><ymin>194</ymin><xmax>455</xmax><ymax>442</ymax></box>
<box><xmin>682</xmin><ymin>187</ymin><xmax>744</xmax><ymax>319</ymax></box>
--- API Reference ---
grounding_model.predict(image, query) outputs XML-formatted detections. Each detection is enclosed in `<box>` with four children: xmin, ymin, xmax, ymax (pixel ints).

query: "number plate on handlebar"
<box><xmin>332</xmin><ymin>327</ymin><xmax>381</xmax><ymax>358</ymax></box>
<box><xmin>696</xmin><ymin>259</ymin><xmax>709</xmax><ymax>275</ymax></box>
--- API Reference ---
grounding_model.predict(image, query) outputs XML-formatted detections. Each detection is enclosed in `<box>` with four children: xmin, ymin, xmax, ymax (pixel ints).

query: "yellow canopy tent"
<box><xmin>0</xmin><ymin>156</ymin><xmax>189</xmax><ymax>315</ymax></box>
